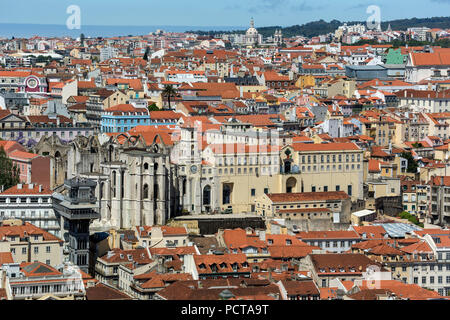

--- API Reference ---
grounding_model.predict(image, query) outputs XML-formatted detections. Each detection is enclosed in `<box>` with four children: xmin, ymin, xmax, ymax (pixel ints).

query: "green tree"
<box><xmin>400</xmin><ymin>152</ymin><xmax>418</xmax><ymax>173</ymax></box>
<box><xmin>80</xmin><ymin>33</ymin><xmax>85</xmax><ymax>46</ymax></box>
<box><xmin>162</xmin><ymin>85</ymin><xmax>177</xmax><ymax>110</ymax></box>
<box><xmin>143</xmin><ymin>47</ymin><xmax>150</xmax><ymax>61</ymax></box>
<box><xmin>0</xmin><ymin>147</ymin><xmax>20</xmax><ymax>190</ymax></box>
<box><xmin>147</xmin><ymin>103</ymin><xmax>160</xmax><ymax>112</ymax></box>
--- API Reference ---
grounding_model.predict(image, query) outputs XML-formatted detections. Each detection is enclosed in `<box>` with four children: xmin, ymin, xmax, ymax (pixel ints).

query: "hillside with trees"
<box><xmin>189</xmin><ymin>16</ymin><xmax>450</xmax><ymax>38</ymax></box>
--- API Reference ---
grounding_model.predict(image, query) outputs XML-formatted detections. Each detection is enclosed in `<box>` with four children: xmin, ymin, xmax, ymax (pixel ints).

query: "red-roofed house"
<box><xmin>135</xmin><ymin>225</ymin><xmax>189</xmax><ymax>248</ymax></box>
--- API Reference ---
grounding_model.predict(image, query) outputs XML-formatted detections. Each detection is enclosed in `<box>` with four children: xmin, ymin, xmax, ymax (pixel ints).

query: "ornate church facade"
<box><xmin>35</xmin><ymin>134</ymin><xmax>180</xmax><ymax>231</ymax></box>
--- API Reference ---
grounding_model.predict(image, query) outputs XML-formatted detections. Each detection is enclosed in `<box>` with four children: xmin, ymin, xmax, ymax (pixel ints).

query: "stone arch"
<box><xmin>286</xmin><ymin>177</ymin><xmax>297</xmax><ymax>193</ymax></box>
<box><xmin>143</xmin><ymin>184</ymin><xmax>149</xmax><ymax>199</ymax></box>
<box><xmin>203</xmin><ymin>185</ymin><xmax>211</xmax><ymax>206</ymax></box>
<box><xmin>112</xmin><ymin>171</ymin><xmax>117</xmax><ymax>198</ymax></box>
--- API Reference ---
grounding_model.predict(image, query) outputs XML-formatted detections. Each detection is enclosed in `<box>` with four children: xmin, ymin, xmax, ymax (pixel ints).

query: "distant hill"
<box><xmin>188</xmin><ymin>16</ymin><xmax>450</xmax><ymax>38</ymax></box>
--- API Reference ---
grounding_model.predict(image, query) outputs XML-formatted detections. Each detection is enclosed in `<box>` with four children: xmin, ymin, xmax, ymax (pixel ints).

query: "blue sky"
<box><xmin>1</xmin><ymin>0</ymin><xmax>450</xmax><ymax>27</ymax></box>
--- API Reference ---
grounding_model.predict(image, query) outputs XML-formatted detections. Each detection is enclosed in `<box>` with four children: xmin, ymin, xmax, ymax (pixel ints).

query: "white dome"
<box><xmin>246</xmin><ymin>27</ymin><xmax>258</xmax><ymax>35</ymax></box>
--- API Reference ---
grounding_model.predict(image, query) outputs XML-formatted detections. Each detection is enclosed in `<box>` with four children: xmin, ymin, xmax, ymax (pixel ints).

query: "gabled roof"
<box><xmin>266</xmin><ymin>191</ymin><xmax>350</xmax><ymax>203</ymax></box>
<box><xmin>292</xmin><ymin>142</ymin><xmax>360</xmax><ymax>152</ymax></box>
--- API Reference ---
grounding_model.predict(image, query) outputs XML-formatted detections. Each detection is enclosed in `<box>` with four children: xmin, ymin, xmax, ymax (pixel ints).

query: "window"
<box><xmin>438</xmin><ymin>276</ymin><xmax>443</xmax><ymax>284</ymax></box>
<box><xmin>34</xmin><ymin>247</ymin><xmax>39</xmax><ymax>254</ymax></box>
<box><xmin>22</xmin><ymin>248</ymin><xmax>26</xmax><ymax>254</ymax></box>
<box><xmin>251</xmin><ymin>189</ymin><xmax>256</xmax><ymax>197</ymax></box>
<box><xmin>46</xmin><ymin>246</ymin><xmax>51</xmax><ymax>253</ymax></box>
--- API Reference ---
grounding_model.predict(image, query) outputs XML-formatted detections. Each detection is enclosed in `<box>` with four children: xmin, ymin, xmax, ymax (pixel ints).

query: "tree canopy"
<box><xmin>162</xmin><ymin>85</ymin><xmax>177</xmax><ymax>110</ymax></box>
<box><xmin>0</xmin><ymin>147</ymin><xmax>20</xmax><ymax>191</ymax></box>
<box><xmin>147</xmin><ymin>103</ymin><xmax>160</xmax><ymax>112</ymax></box>
<box><xmin>401</xmin><ymin>152</ymin><xmax>419</xmax><ymax>174</ymax></box>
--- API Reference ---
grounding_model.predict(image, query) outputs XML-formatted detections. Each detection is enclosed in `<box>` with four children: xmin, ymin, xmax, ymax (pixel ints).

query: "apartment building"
<box><xmin>283</xmin><ymin>142</ymin><xmax>364</xmax><ymax>201</ymax></box>
<box><xmin>0</xmin><ymin>220</ymin><xmax>63</xmax><ymax>266</ymax></box>
<box><xmin>428</xmin><ymin>176</ymin><xmax>450</xmax><ymax>227</ymax></box>
<box><xmin>296</xmin><ymin>230</ymin><xmax>362</xmax><ymax>253</ymax></box>
<box><xmin>95</xmin><ymin>248</ymin><xmax>153</xmax><ymax>287</ymax></box>
<box><xmin>255</xmin><ymin>191</ymin><xmax>352</xmax><ymax>225</ymax></box>
<box><xmin>300</xmin><ymin>253</ymin><xmax>386</xmax><ymax>288</ymax></box>
<box><xmin>0</xmin><ymin>262</ymin><xmax>85</xmax><ymax>300</ymax></box>
<box><xmin>135</xmin><ymin>225</ymin><xmax>189</xmax><ymax>248</ymax></box>
<box><xmin>0</xmin><ymin>184</ymin><xmax>60</xmax><ymax>236</ymax></box>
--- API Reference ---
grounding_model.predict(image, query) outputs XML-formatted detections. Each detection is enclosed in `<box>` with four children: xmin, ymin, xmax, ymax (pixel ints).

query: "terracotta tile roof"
<box><xmin>0</xmin><ymin>222</ymin><xmax>62</xmax><ymax>242</ymax></box>
<box><xmin>8</xmin><ymin>150</ymin><xmax>39</xmax><ymax>160</ymax></box>
<box><xmin>20</xmin><ymin>262</ymin><xmax>61</xmax><ymax>277</ymax></box>
<box><xmin>85</xmin><ymin>283</ymin><xmax>132</xmax><ymax>300</ymax></box>
<box><xmin>99</xmin><ymin>248</ymin><xmax>152</xmax><ymax>264</ymax></box>
<box><xmin>1</xmin><ymin>184</ymin><xmax>52</xmax><ymax>195</ymax></box>
<box><xmin>223</xmin><ymin>229</ymin><xmax>267</xmax><ymax>251</ymax></box>
<box><xmin>70</xmin><ymin>96</ymin><xmax>89</xmax><ymax>103</ymax></box>
<box><xmin>156</xmin><ymin>279</ymin><xmax>281</xmax><ymax>300</ymax></box>
<box><xmin>104</xmin><ymin>104</ymin><xmax>148</xmax><ymax>114</ymax></box>
<box><xmin>292</xmin><ymin>142</ymin><xmax>360</xmax><ymax>152</ymax></box>
<box><xmin>358</xmin><ymin>280</ymin><xmax>445</xmax><ymax>300</ymax></box>
<box><xmin>281</xmin><ymin>280</ymin><xmax>320</xmax><ymax>296</ymax></box>
<box><xmin>267</xmin><ymin>191</ymin><xmax>350</xmax><ymax>203</ymax></box>
<box><xmin>310</xmin><ymin>253</ymin><xmax>384</xmax><ymax>274</ymax></box>
<box><xmin>0</xmin><ymin>140</ymin><xmax>25</xmax><ymax>154</ymax></box>
<box><xmin>352</xmin><ymin>226</ymin><xmax>387</xmax><ymax>239</ymax></box>
<box><xmin>298</xmin><ymin>230</ymin><xmax>361</xmax><ymax>241</ymax></box>
<box><xmin>320</xmin><ymin>287</ymin><xmax>339</xmax><ymax>299</ymax></box>
<box><xmin>149</xmin><ymin>246</ymin><xmax>197</xmax><ymax>257</ymax></box>
<box><xmin>401</xmin><ymin>240</ymin><xmax>433</xmax><ymax>254</ymax></box>
<box><xmin>371</xmin><ymin>146</ymin><xmax>392</xmax><ymax>158</ymax></box>
<box><xmin>268</xmin><ymin>245</ymin><xmax>319</xmax><ymax>259</ymax></box>
<box><xmin>348</xmin><ymin>288</ymin><xmax>393</xmax><ymax>300</ymax></box>
<box><xmin>137</xmin><ymin>272</ymin><xmax>193</xmax><ymax>289</ymax></box>
<box><xmin>368</xmin><ymin>159</ymin><xmax>383</xmax><ymax>172</ymax></box>
<box><xmin>137</xmin><ymin>225</ymin><xmax>188</xmax><ymax>237</ymax></box>
<box><xmin>67</xmin><ymin>103</ymin><xmax>87</xmax><ymax>112</ymax></box>
<box><xmin>0</xmin><ymin>110</ymin><xmax>12</xmax><ymax>120</ymax></box>
<box><xmin>412</xmin><ymin>229</ymin><xmax>450</xmax><ymax>237</ymax></box>
<box><xmin>77</xmin><ymin>80</ymin><xmax>96</xmax><ymax>89</ymax></box>
<box><xmin>194</xmin><ymin>253</ymin><xmax>250</xmax><ymax>274</ymax></box>
<box><xmin>149</xmin><ymin>110</ymin><xmax>182</xmax><ymax>120</ymax></box>
<box><xmin>27</xmin><ymin>115</ymin><xmax>72</xmax><ymax>124</ymax></box>
<box><xmin>432</xmin><ymin>235</ymin><xmax>450</xmax><ymax>248</ymax></box>
<box><xmin>0</xmin><ymin>252</ymin><xmax>14</xmax><ymax>265</ymax></box>
<box><xmin>265</xmin><ymin>234</ymin><xmax>308</xmax><ymax>246</ymax></box>
<box><xmin>106</xmin><ymin>78</ymin><xmax>143</xmax><ymax>91</ymax></box>
<box><xmin>411</xmin><ymin>50</ymin><xmax>450</xmax><ymax>66</ymax></box>
<box><xmin>429</xmin><ymin>176</ymin><xmax>450</xmax><ymax>187</ymax></box>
